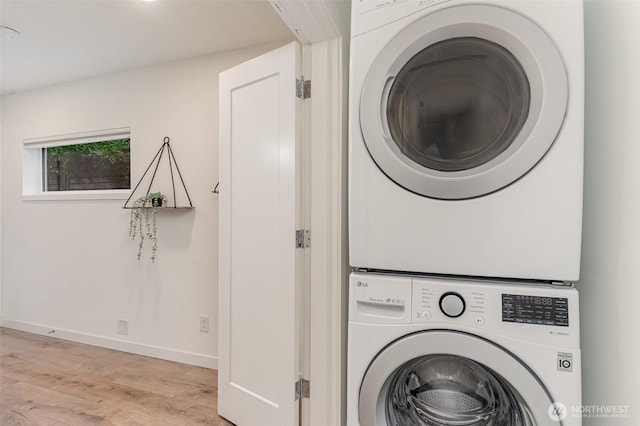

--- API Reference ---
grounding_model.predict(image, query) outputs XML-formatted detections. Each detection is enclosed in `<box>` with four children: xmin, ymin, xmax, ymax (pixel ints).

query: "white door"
<box><xmin>218</xmin><ymin>41</ymin><xmax>303</xmax><ymax>426</ymax></box>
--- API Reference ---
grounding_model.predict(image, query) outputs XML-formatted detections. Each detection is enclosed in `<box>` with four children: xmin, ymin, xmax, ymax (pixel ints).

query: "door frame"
<box><xmin>269</xmin><ymin>2</ymin><xmax>350</xmax><ymax>425</ymax></box>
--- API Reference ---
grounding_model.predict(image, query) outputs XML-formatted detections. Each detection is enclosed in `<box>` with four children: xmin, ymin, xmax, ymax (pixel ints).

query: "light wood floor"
<box><xmin>0</xmin><ymin>327</ymin><xmax>234</xmax><ymax>425</ymax></box>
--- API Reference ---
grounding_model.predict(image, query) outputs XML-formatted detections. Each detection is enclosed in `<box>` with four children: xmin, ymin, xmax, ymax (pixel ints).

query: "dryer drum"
<box><xmin>385</xmin><ymin>354</ymin><xmax>533</xmax><ymax>425</ymax></box>
<box><xmin>386</xmin><ymin>37</ymin><xmax>531</xmax><ymax>173</ymax></box>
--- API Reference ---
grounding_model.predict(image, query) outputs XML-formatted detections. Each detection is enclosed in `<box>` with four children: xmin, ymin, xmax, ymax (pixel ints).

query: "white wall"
<box><xmin>581</xmin><ymin>1</ymin><xmax>640</xmax><ymax>424</ymax></box>
<box><xmin>0</xmin><ymin>42</ymin><xmax>286</xmax><ymax>367</ymax></box>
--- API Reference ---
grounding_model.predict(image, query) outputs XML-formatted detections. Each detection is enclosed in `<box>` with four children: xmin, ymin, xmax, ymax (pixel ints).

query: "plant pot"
<box><xmin>151</xmin><ymin>197</ymin><xmax>163</xmax><ymax>207</ymax></box>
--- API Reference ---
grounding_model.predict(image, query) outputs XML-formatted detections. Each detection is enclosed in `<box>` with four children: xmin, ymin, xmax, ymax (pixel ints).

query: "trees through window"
<box><xmin>43</xmin><ymin>139</ymin><xmax>130</xmax><ymax>191</ymax></box>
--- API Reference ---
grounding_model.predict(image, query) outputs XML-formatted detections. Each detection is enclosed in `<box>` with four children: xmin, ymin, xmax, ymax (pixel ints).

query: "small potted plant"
<box><xmin>129</xmin><ymin>192</ymin><xmax>167</xmax><ymax>262</ymax></box>
<box><xmin>149</xmin><ymin>191</ymin><xmax>165</xmax><ymax>207</ymax></box>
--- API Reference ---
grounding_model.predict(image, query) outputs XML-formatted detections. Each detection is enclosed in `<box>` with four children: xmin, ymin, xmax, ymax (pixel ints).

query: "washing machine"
<box><xmin>347</xmin><ymin>272</ymin><xmax>582</xmax><ymax>425</ymax></box>
<box><xmin>348</xmin><ymin>0</ymin><xmax>584</xmax><ymax>281</ymax></box>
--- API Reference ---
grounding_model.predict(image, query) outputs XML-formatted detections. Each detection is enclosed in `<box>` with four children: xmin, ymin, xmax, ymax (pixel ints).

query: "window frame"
<box><xmin>23</xmin><ymin>127</ymin><xmax>132</xmax><ymax>201</ymax></box>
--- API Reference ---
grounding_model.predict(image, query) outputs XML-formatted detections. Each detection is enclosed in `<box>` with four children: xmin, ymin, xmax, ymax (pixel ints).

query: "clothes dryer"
<box><xmin>347</xmin><ymin>272</ymin><xmax>582</xmax><ymax>425</ymax></box>
<box><xmin>349</xmin><ymin>0</ymin><xmax>584</xmax><ymax>280</ymax></box>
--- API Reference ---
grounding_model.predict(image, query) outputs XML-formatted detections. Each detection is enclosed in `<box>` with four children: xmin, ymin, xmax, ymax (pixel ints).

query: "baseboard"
<box><xmin>0</xmin><ymin>318</ymin><xmax>218</xmax><ymax>369</ymax></box>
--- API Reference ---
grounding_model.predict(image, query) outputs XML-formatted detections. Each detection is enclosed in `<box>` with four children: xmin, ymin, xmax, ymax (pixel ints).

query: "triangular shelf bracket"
<box><xmin>123</xmin><ymin>136</ymin><xmax>194</xmax><ymax>209</ymax></box>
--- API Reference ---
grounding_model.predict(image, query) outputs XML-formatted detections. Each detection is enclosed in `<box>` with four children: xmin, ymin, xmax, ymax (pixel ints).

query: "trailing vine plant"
<box><xmin>129</xmin><ymin>192</ymin><xmax>166</xmax><ymax>262</ymax></box>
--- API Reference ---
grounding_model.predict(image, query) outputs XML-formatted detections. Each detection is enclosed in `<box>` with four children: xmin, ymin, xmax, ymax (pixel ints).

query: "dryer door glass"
<box><xmin>385</xmin><ymin>354</ymin><xmax>533</xmax><ymax>425</ymax></box>
<box><xmin>386</xmin><ymin>37</ymin><xmax>530</xmax><ymax>172</ymax></box>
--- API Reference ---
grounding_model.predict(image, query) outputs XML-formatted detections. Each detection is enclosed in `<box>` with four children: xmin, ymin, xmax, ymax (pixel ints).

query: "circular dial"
<box><xmin>439</xmin><ymin>292</ymin><xmax>466</xmax><ymax>318</ymax></box>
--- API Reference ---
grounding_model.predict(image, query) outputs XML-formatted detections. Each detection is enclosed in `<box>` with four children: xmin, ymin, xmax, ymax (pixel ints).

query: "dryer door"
<box><xmin>359</xmin><ymin>331</ymin><xmax>562</xmax><ymax>425</ymax></box>
<box><xmin>360</xmin><ymin>4</ymin><xmax>568</xmax><ymax>199</ymax></box>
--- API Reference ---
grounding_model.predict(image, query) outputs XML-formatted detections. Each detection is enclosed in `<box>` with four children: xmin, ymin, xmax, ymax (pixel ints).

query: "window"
<box><xmin>43</xmin><ymin>139</ymin><xmax>130</xmax><ymax>191</ymax></box>
<box><xmin>23</xmin><ymin>127</ymin><xmax>131</xmax><ymax>200</ymax></box>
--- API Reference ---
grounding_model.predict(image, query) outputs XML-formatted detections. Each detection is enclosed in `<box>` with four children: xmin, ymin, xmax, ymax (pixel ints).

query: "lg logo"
<box><xmin>356</xmin><ymin>281</ymin><xmax>368</xmax><ymax>287</ymax></box>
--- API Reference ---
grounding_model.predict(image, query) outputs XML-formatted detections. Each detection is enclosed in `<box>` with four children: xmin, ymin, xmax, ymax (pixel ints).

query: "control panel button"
<box><xmin>474</xmin><ymin>316</ymin><xmax>485</xmax><ymax>325</ymax></box>
<box><xmin>422</xmin><ymin>311</ymin><xmax>431</xmax><ymax>320</ymax></box>
<box><xmin>439</xmin><ymin>292</ymin><xmax>465</xmax><ymax>318</ymax></box>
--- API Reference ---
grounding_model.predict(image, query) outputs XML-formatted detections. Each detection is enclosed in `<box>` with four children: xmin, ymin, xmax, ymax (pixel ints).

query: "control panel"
<box><xmin>350</xmin><ymin>272</ymin><xmax>580</xmax><ymax>346</ymax></box>
<box><xmin>502</xmin><ymin>294</ymin><xmax>569</xmax><ymax>327</ymax></box>
<box><xmin>412</xmin><ymin>279</ymin><xmax>487</xmax><ymax>327</ymax></box>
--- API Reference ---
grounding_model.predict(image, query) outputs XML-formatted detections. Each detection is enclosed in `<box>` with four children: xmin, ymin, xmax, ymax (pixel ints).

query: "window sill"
<box><xmin>23</xmin><ymin>190</ymin><xmax>131</xmax><ymax>201</ymax></box>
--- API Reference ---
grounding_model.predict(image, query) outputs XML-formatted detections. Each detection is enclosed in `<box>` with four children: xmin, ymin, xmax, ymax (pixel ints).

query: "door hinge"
<box><xmin>296</xmin><ymin>229</ymin><xmax>310</xmax><ymax>248</ymax></box>
<box><xmin>295</xmin><ymin>378</ymin><xmax>310</xmax><ymax>400</ymax></box>
<box><xmin>296</xmin><ymin>77</ymin><xmax>311</xmax><ymax>99</ymax></box>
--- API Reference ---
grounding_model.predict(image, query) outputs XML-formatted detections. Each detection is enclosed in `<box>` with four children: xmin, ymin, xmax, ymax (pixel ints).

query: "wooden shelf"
<box><xmin>123</xmin><ymin>206</ymin><xmax>194</xmax><ymax>210</ymax></box>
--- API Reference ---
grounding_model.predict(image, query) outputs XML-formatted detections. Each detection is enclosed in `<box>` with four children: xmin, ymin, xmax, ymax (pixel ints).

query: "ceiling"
<box><xmin>0</xmin><ymin>0</ymin><xmax>296</xmax><ymax>95</ymax></box>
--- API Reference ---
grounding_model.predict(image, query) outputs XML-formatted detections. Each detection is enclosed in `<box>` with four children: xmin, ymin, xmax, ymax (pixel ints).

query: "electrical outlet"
<box><xmin>117</xmin><ymin>320</ymin><xmax>128</xmax><ymax>336</ymax></box>
<box><xmin>200</xmin><ymin>315</ymin><xmax>209</xmax><ymax>333</ymax></box>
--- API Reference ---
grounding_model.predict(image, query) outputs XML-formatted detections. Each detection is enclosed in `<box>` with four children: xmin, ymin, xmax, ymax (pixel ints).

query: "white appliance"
<box><xmin>348</xmin><ymin>0</ymin><xmax>584</xmax><ymax>281</ymax></box>
<box><xmin>347</xmin><ymin>272</ymin><xmax>582</xmax><ymax>425</ymax></box>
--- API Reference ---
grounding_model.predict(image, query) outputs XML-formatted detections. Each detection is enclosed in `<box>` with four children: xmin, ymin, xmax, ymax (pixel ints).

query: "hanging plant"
<box><xmin>128</xmin><ymin>192</ymin><xmax>166</xmax><ymax>262</ymax></box>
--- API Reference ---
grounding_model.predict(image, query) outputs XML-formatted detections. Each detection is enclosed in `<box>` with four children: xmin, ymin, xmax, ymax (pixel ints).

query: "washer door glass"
<box><xmin>387</xmin><ymin>37</ymin><xmax>530</xmax><ymax>173</ymax></box>
<box><xmin>386</xmin><ymin>354</ymin><xmax>531</xmax><ymax>425</ymax></box>
<box><xmin>358</xmin><ymin>331</ymin><xmax>561</xmax><ymax>426</ymax></box>
<box><xmin>359</xmin><ymin>4</ymin><xmax>568</xmax><ymax>199</ymax></box>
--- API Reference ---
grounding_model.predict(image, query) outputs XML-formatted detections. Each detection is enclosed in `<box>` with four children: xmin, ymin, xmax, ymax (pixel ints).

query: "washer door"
<box><xmin>360</xmin><ymin>4</ymin><xmax>568</xmax><ymax>199</ymax></box>
<box><xmin>359</xmin><ymin>331</ymin><xmax>562</xmax><ymax>425</ymax></box>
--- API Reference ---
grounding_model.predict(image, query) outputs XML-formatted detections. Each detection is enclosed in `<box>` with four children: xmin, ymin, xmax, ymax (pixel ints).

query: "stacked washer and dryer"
<box><xmin>347</xmin><ymin>1</ymin><xmax>584</xmax><ymax>425</ymax></box>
